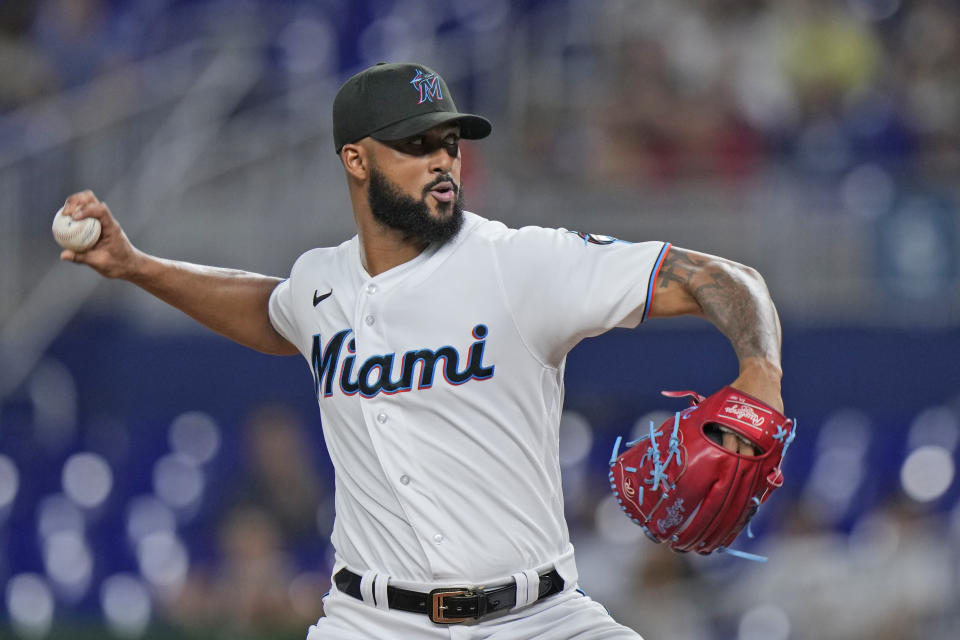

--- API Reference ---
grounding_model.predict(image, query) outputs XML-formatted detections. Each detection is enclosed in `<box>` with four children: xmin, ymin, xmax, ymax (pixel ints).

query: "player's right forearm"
<box><xmin>55</xmin><ymin>191</ymin><xmax>296</xmax><ymax>355</ymax></box>
<box><xmin>127</xmin><ymin>251</ymin><xmax>298</xmax><ymax>356</ymax></box>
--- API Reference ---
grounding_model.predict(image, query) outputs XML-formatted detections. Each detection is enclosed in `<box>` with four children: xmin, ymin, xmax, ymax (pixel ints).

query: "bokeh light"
<box><xmin>42</xmin><ymin>530</ymin><xmax>93</xmax><ymax>602</ymax></box>
<box><xmin>136</xmin><ymin>531</ymin><xmax>189</xmax><ymax>599</ymax></box>
<box><xmin>101</xmin><ymin>574</ymin><xmax>152</xmax><ymax>638</ymax></box>
<box><xmin>168</xmin><ymin>411</ymin><xmax>221</xmax><ymax>465</ymax></box>
<box><xmin>908</xmin><ymin>406</ymin><xmax>960</xmax><ymax>453</ymax></box>
<box><xmin>5</xmin><ymin>573</ymin><xmax>55</xmax><ymax>638</ymax></box>
<box><xmin>37</xmin><ymin>494</ymin><xmax>84</xmax><ymax>540</ymax></box>
<box><xmin>901</xmin><ymin>445</ymin><xmax>955</xmax><ymax>503</ymax></box>
<box><xmin>152</xmin><ymin>453</ymin><xmax>204</xmax><ymax>513</ymax></box>
<box><xmin>738</xmin><ymin>603</ymin><xmax>791</xmax><ymax>640</ymax></box>
<box><xmin>62</xmin><ymin>452</ymin><xmax>113</xmax><ymax>509</ymax></box>
<box><xmin>803</xmin><ymin>447</ymin><xmax>865</xmax><ymax>523</ymax></box>
<box><xmin>126</xmin><ymin>495</ymin><xmax>177</xmax><ymax>547</ymax></box>
<box><xmin>883</xmin><ymin>198</ymin><xmax>953</xmax><ymax>298</ymax></box>
<box><xmin>0</xmin><ymin>454</ymin><xmax>20</xmax><ymax>517</ymax></box>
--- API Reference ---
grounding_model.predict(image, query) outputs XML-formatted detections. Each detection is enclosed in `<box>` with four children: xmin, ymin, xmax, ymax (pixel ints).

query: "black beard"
<box><xmin>367</xmin><ymin>166</ymin><xmax>464</xmax><ymax>246</ymax></box>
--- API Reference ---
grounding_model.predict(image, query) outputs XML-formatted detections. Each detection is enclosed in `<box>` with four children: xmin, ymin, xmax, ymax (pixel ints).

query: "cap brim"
<box><xmin>369</xmin><ymin>112</ymin><xmax>492</xmax><ymax>142</ymax></box>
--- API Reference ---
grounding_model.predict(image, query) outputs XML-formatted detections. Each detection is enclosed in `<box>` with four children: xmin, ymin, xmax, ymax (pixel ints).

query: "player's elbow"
<box><xmin>731</xmin><ymin>261</ymin><xmax>767</xmax><ymax>290</ymax></box>
<box><xmin>712</xmin><ymin>257</ymin><xmax>767</xmax><ymax>291</ymax></box>
<box><xmin>687</xmin><ymin>257</ymin><xmax>773</xmax><ymax>316</ymax></box>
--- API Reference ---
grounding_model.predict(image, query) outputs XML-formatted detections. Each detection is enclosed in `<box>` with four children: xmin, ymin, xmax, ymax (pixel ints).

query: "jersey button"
<box><xmin>365</xmin><ymin>315</ymin><xmax>375</xmax><ymax>326</ymax></box>
<box><xmin>376</xmin><ymin>412</ymin><xmax>388</xmax><ymax>424</ymax></box>
<box><xmin>366</xmin><ymin>284</ymin><xmax>378</xmax><ymax>295</ymax></box>
<box><xmin>399</xmin><ymin>474</ymin><xmax>410</xmax><ymax>485</ymax></box>
<box><xmin>433</xmin><ymin>533</ymin><xmax>444</xmax><ymax>544</ymax></box>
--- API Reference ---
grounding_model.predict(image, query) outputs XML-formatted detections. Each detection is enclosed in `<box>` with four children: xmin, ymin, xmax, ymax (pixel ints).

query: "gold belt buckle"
<box><xmin>429</xmin><ymin>588</ymin><xmax>475</xmax><ymax>624</ymax></box>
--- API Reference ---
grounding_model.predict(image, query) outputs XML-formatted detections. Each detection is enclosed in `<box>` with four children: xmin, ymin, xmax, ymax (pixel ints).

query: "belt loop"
<box><xmin>359</xmin><ymin>570</ymin><xmax>377</xmax><ymax>607</ymax></box>
<box><xmin>373</xmin><ymin>573</ymin><xmax>390</xmax><ymax>611</ymax></box>
<box><xmin>510</xmin><ymin>569</ymin><xmax>541</xmax><ymax>610</ymax></box>
<box><xmin>510</xmin><ymin>571</ymin><xmax>528</xmax><ymax>610</ymax></box>
<box><xmin>522</xmin><ymin>568</ymin><xmax>540</xmax><ymax>605</ymax></box>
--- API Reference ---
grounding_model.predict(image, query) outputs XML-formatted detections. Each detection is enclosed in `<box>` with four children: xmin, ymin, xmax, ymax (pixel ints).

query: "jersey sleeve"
<box><xmin>492</xmin><ymin>226</ymin><xmax>671</xmax><ymax>366</ymax></box>
<box><xmin>268</xmin><ymin>277</ymin><xmax>306</xmax><ymax>355</ymax></box>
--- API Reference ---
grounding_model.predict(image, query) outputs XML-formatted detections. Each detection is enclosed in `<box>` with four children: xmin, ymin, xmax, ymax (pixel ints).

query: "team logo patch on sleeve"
<box><xmin>568</xmin><ymin>230</ymin><xmax>629</xmax><ymax>246</ymax></box>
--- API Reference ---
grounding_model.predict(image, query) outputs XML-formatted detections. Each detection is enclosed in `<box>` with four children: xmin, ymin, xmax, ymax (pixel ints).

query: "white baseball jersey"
<box><xmin>268</xmin><ymin>211</ymin><xmax>669</xmax><ymax>589</ymax></box>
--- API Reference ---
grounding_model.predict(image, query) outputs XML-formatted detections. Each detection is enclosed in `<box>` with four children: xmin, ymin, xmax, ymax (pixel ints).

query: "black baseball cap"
<box><xmin>332</xmin><ymin>62</ymin><xmax>492</xmax><ymax>153</ymax></box>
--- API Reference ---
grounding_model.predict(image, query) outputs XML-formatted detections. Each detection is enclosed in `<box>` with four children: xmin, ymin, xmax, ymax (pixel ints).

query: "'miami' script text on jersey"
<box><xmin>310</xmin><ymin>324</ymin><xmax>495</xmax><ymax>399</ymax></box>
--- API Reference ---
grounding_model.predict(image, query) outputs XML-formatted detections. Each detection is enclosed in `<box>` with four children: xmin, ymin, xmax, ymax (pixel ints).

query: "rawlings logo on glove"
<box><xmin>608</xmin><ymin>387</ymin><xmax>796</xmax><ymax>561</ymax></box>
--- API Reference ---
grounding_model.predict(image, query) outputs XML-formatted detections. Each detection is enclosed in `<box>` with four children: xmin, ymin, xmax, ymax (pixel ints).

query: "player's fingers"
<box><xmin>739</xmin><ymin>441</ymin><xmax>757</xmax><ymax>456</ymax></box>
<box><xmin>71</xmin><ymin>201</ymin><xmax>116</xmax><ymax>231</ymax></box>
<box><xmin>721</xmin><ymin>431</ymin><xmax>738</xmax><ymax>453</ymax></box>
<box><xmin>63</xmin><ymin>190</ymin><xmax>99</xmax><ymax>216</ymax></box>
<box><xmin>60</xmin><ymin>249</ymin><xmax>82</xmax><ymax>263</ymax></box>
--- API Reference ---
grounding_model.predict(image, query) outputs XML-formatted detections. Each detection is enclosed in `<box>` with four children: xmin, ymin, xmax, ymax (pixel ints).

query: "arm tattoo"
<box><xmin>656</xmin><ymin>249</ymin><xmax>780</xmax><ymax>363</ymax></box>
<box><xmin>656</xmin><ymin>249</ymin><xmax>700</xmax><ymax>289</ymax></box>
<box><xmin>657</xmin><ymin>249</ymin><xmax>701</xmax><ymax>290</ymax></box>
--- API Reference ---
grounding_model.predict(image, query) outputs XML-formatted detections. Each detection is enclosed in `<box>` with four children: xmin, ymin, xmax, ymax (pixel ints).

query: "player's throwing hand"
<box><xmin>58</xmin><ymin>190</ymin><xmax>142</xmax><ymax>279</ymax></box>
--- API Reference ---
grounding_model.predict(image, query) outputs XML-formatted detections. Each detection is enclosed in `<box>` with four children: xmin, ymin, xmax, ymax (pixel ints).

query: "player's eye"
<box><xmin>391</xmin><ymin>133</ymin><xmax>458</xmax><ymax>157</ymax></box>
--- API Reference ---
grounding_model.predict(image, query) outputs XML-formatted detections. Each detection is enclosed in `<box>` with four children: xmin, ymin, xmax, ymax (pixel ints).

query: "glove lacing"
<box><xmin>608</xmin><ymin>412</ymin><xmax>685</xmax><ymax>520</ymax></box>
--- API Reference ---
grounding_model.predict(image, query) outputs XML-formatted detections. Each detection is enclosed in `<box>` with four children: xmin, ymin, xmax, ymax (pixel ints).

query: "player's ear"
<box><xmin>340</xmin><ymin>143</ymin><xmax>368</xmax><ymax>181</ymax></box>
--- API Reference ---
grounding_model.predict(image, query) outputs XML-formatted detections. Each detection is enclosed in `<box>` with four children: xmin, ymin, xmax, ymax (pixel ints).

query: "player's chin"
<box><xmin>427</xmin><ymin>198</ymin><xmax>455</xmax><ymax>218</ymax></box>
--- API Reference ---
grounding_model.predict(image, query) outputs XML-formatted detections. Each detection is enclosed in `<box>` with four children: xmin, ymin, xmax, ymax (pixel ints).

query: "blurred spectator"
<box><xmin>230</xmin><ymin>404</ymin><xmax>327</xmax><ymax>547</ymax></box>
<box><xmin>518</xmin><ymin>0</ymin><xmax>958</xmax><ymax>186</ymax></box>
<box><xmin>166</xmin><ymin>402</ymin><xmax>330</xmax><ymax>638</ymax></box>
<box><xmin>622</xmin><ymin>546</ymin><xmax>712</xmax><ymax>640</ymax></box>
<box><xmin>169</xmin><ymin>505</ymin><xmax>324</xmax><ymax>638</ymax></box>
<box><xmin>784</xmin><ymin>0</ymin><xmax>881</xmax><ymax>119</ymax></box>
<box><xmin>723</xmin><ymin>497</ymin><xmax>956</xmax><ymax>640</ymax></box>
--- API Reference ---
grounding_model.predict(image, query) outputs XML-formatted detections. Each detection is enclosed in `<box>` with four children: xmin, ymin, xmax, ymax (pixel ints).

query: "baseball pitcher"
<box><xmin>58</xmin><ymin>62</ymin><xmax>786</xmax><ymax>639</ymax></box>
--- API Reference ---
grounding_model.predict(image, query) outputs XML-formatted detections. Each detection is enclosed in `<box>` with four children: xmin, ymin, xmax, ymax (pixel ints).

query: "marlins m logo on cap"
<box><xmin>410</xmin><ymin>69</ymin><xmax>443</xmax><ymax>103</ymax></box>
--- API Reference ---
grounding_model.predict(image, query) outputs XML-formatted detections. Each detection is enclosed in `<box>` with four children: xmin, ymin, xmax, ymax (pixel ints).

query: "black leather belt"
<box><xmin>334</xmin><ymin>567</ymin><xmax>565</xmax><ymax>624</ymax></box>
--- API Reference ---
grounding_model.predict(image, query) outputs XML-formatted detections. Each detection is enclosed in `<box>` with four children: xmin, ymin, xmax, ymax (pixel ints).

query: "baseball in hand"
<box><xmin>52</xmin><ymin>207</ymin><xmax>101</xmax><ymax>252</ymax></box>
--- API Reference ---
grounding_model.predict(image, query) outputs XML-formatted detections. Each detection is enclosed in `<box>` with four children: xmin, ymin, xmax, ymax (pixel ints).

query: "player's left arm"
<box><xmin>647</xmin><ymin>246</ymin><xmax>783</xmax><ymax>414</ymax></box>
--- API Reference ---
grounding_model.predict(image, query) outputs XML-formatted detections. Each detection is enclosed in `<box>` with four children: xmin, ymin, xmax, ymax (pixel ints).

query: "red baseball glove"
<box><xmin>608</xmin><ymin>387</ymin><xmax>795</xmax><ymax>560</ymax></box>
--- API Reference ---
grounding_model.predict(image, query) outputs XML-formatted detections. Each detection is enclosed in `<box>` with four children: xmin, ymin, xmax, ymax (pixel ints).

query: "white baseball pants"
<box><xmin>305</xmin><ymin>584</ymin><xmax>643</xmax><ymax>639</ymax></box>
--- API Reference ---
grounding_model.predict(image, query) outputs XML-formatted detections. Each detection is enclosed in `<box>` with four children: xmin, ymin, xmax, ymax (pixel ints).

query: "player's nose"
<box><xmin>428</xmin><ymin>145</ymin><xmax>456</xmax><ymax>173</ymax></box>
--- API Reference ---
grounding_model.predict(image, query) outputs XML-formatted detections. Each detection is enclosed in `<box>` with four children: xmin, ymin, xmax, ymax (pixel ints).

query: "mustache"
<box><xmin>423</xmin><ymin>174</ymin><xmax>459</xmax><ymax>194</ymax></box>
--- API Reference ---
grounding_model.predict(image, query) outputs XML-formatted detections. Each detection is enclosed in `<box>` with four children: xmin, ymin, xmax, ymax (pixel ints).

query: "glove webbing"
<box><xmin>608</xmin><ymin>412</ymin><xmax>684</xmax><ymax>531</ymax></box>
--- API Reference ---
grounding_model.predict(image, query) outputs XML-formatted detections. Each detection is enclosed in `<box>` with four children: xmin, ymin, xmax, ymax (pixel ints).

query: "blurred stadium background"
<box><xmin>0</xmin><ymin>0</ymin><xmax>958</xmax><ymax>638</ymax></box>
